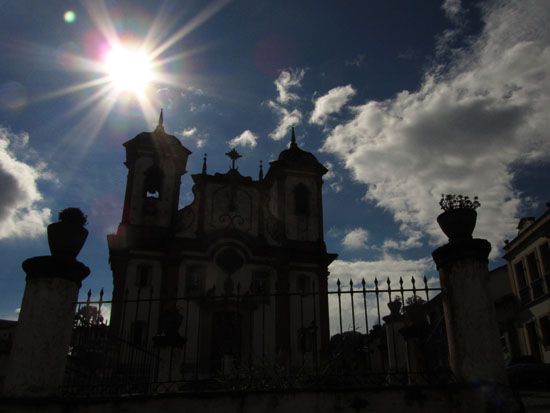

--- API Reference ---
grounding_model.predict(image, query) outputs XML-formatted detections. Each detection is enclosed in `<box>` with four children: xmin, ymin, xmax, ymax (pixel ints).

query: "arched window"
<box><xmin>293</xmin><ymin>183</ymin><xmax>310</xmax><ymax>216</ymax></box>
<box><xmin>143</xmin><ymin>163</ymin><xmax>163</xmax><ymax>199</ymax></box>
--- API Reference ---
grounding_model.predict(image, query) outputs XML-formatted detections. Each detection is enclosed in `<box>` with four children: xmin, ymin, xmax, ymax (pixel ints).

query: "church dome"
<box><xmin>123</xmin><ymin>110</ymin><xmax>191</xmax><ymax>156</ymax></box>
<box><xmin>269</xmin><ymin>128</ymin><xmax>328</xmax><ymax>175</ymax></box>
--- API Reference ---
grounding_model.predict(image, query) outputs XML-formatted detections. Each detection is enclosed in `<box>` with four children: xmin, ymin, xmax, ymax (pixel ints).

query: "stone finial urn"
<box><xmin>47</xmin><ymin>208</ymin><xmax>88</xmax><ymax>258</ymax></box>
<box><xmin>388</xmin><ymin>299</ymin><xmax>402</xmax><ymax>315</ymax></box>
<box><xmin>437</xmin><ymin>209</ymin><xmax>477</xmax><ymax>241</ymax></box>
<box><xmin>437</xmin><ymin>194</ymin><xmax>480</xmax><ymax>241</ymax></box>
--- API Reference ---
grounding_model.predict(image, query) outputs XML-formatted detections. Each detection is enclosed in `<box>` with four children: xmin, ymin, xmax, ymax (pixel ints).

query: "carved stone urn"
<box><xmin>47</xmin><ymin>208</ymin><xmax>88</xmax><ymax>259</ymax></box>
<box><xmin>437</xmin><ymin>209</ymin><xmax>477</xmax><ymax>241</ymax></box>
<box><xmin>387</xmin><ymin>299</ymin><xmax>402</xmax><ymax>316</ymax></box>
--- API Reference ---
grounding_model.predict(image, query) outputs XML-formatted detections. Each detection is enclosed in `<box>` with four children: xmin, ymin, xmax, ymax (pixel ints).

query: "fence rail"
<box><xmin>63</xmin><ymin>275</ymin><xmax>450</xmax><ymax>397</ymax></box>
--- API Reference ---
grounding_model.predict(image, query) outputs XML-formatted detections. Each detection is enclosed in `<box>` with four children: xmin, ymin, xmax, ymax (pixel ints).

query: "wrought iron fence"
<box><xmin>62</xmin><ymin>275</ymin><xmax>451</xmax><ymax>397</ymax></box>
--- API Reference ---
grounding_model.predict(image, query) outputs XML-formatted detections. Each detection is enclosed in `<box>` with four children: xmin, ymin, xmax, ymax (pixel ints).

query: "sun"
<box><xmin>103</xmin><ymin>45</ymin><xmax>154</xmax><ymax>94</ymax></box>
<box><xmin>27</xmin><ymin>1</ymin><xmax>231</xmax><ymax>149</ymax></box>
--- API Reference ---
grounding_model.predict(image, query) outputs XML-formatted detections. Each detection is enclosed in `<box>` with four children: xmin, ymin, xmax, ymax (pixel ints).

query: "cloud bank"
<box><xmin>322</xmin><ymin>0</ymin><xmax>550</xmax><ymax>257</ymax></box>
<box><xmin>0</xmin><ymin>127</ymin><xmax>51</xmax><ymax>239</ymax></box>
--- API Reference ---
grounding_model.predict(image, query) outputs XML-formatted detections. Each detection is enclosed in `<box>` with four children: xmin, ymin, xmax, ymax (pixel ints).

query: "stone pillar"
<box><xmin>3</xmin><ymin>256</ymin><xmax>89</xmax><ymax>397</ymax></box>
<box><xmin>432</xmin><ymin>239</ymin><xmax>507</xmax><ymax>384</ymax></box>
<box><xmin>399</xmin><ymin>323</ymin><xmax>428</xmax><ymax>384</ymax></box>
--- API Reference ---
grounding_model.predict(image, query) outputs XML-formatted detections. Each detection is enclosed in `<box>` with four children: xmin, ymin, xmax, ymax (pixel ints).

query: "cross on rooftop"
<box><xmin>225</xmin><ymin>148</ymin><xmax>242</xmax><ymax>170</ymax></box>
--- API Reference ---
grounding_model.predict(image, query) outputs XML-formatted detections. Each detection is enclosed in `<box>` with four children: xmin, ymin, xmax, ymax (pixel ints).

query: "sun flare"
<box><xmin>104</xmin><ymin>45</ymin><xmax>154</xmax><ymax>94</ymax></box>
<box><xmin>26</xmin><ymin>0</ymin><xmax>231</xmax><ymax>150</ymax></box>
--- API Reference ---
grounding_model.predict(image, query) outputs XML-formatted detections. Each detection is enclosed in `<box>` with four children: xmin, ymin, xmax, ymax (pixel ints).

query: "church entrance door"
<box><xmin>210</xmin><ymin>311</ymin><xmax>242</xmax><ymax>373</ymax></box>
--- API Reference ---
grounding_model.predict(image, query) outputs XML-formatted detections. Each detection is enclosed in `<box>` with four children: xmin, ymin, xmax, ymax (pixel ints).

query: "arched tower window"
<box><xmin>293</xmin><ymin>183</ymin><xmax>310</xmax><ymax>216</ymax></box>
<box><xmin>143</xmin><ymin>163</ymin><xmax>163</xmax><ymax>199</ymax></box>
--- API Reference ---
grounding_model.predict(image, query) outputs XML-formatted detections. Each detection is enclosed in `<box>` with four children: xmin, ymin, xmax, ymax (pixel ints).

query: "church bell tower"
<box><xmin>120</xmin><ymin>110</ymin><xmax>191</xmax><ymax>233</ymax></box>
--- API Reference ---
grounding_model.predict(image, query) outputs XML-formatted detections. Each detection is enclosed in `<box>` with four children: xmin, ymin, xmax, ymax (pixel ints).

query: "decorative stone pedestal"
<box><xmin>2</xmin><ymin>256</ymin><xmax>89</xmax><ymax>397</ymax></box>
<box><xmin>432</xmin><ymin>238</ymin><xmax>507</xmax><ymax>384</ymax></box>
<box><xmin>383</xmin><ymin>303</ymin><xmax>407</xmax><ymax>384</ymax></box>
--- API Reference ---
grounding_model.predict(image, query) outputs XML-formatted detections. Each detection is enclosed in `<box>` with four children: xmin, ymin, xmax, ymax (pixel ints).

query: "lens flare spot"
<box><xmin>104</xmin><ymin>45</ymin><xmax>153</xmax><ymax>94</ymax></box>
<box><xmin>64</xmin><ymin>10</ymin><xmax>76</xmax><ymax>24</ymax></box>
<box><xmin>0</xmin><ymin>82</ymin><xmax>27</xmax><ymax>110</ymax></box>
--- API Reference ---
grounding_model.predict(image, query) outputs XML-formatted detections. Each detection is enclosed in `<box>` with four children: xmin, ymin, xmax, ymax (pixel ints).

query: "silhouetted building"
<box><xmin>503</xmin><ymin>207</ymin><xmax>550</xmax><ymax>363</ymax></box>
<box><xmin>0</xmin><ymin>319</ymin><xmax>16</xmax><ymax>388</ymax></box>
<box><xmin>107</xmin><ymin>113</ymin><xmax>336</xmax><ymax>376</ymax></box>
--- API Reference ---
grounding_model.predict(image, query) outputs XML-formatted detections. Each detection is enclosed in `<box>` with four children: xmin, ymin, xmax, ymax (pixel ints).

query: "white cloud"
<box><xmin>178</xmin><ymin>127</ymin><xmax>208</xmax><ymax>148</ymax></box>
<box><xmin>327</xmin><ymin>256</ymin><xmax>436</xmax><ymax>334</ymax></box>
<box><xmin>180</xmin><ymin>127</ymin><xmax>197</xmax><ymax>137</ymax></box>
<box><xmin>442</xmin><ymin>0</ymin><xmax>463</xmax><ymax>23</ymax></box>
<box><xmin>267</xmin><ymin>68</ymin><xmax>305</xmax><ymax>140</ymax></box>
<box><xmin>382</xmin><ymin>229</ymin><xmax>423</xmax><ymax>251</ymax></box>
<box><xmin>329</xmin><ymin>180</ymin><xmax>343</xmax><ymax>193</ymax></box>
<box><xmin>322</xmin><ymin>0</ymin><xmax>550</xmax><ymax>258</ymax></box>
<box><xmin>275</xmin><ymin>68</ymin><xmax>305</xmax><ymax>104</ymax></box>
<box><xmin>267</xmin><ymin>102</ymin><xmax>302</xmax><ymax>141</ymax></box>
<box><xmin>228</xmin><ymin>130</ymin><xmax>258</xmax><ymax>148</ymax></box>
<box><xmin>310</xmin><ymin>85</ymin><xmax>356</xmax><ymax>125</ymax></box>
<box><xmin>324</xmin><ymin>161</ymin><xmax>336</xmax><ymax>180</ymax></box>
<box><xmin>345</xmin><ymin>54</ymin><xmax>366</xmax><ymax>67</ymax></box>
<box><xmin>323</xmin><ymin>162</ymin><xmax>344</xmax><ymax>192</ymax></box>
<box><xmin>342</xmin><ymin>227</ymin><xmax>369</xmax><ymax>250</ymax></box>
<box><xmin>328</xmin><ymin>256</ymin><xmax>434</xmax><ymax>286</ymax></box>
<box><xmin>0</xmin><ymin>127</ymin><xmax>51</xmax><ymax>239</ymax></box>
<box><xmin>180</xmin><ymin>85</ymin><xmax>204</xmax><ymax>97</ymax></box>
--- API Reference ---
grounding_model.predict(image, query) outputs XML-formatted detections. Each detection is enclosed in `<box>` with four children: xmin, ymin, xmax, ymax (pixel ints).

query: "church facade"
<box><xmin>107</xmin><ymin>114</ymin><xmax>337</xmax><ymax>375</ymax></box>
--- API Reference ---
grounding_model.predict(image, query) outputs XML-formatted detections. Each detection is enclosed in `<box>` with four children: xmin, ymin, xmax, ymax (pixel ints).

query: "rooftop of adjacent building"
<box><xmin>503</xmin><ymin>203</ymin><xmax>550</xmax><ymax>258</ymax></box>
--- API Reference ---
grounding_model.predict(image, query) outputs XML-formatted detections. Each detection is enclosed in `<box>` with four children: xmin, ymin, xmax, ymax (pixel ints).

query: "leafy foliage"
<box><xmin>405</xmin><ymin>295</ymin><xmax>426</xmax><ymax>306</ymax></box>
<box><xmin>58</xmin><ymin>207</ymin><xmax>87</xmax><ymax>226</ymax></box>
<box><xmin>439</xmin><ymin>194</ymin><xmax>480</xmax><ymax>211</ymax></box>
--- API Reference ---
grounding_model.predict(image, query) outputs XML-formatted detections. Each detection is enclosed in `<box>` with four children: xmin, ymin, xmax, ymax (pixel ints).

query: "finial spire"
<box><xmin>155</xmin><ymin>108</ymin><xmax>164</xmax><ymax>132</ymax></box>
<box><xmin>290</xmin><ymin>127</ymin><xmax>297</xmax><ymax>148</ymax></box>
<box><xmin>202</xmin><ymin>154</ymin><xmax>207</xmax><ymax>174</ymax></box>
<box><xmin>259</xmin><ymin>160</ymin><xmax>264</xmax><ymax>180</ymax></box>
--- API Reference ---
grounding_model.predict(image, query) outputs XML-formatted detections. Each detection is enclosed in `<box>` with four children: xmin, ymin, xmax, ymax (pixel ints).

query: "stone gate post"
<box><xmin>383</xmin><ymin>300</ymin><xmax>407</xmax><ymax>384</ymax></box>
<box><xmin>2</xmin><ymin>256</ymin><xmax>89</xmax><ymax>397</ymax></box>
<box><xmin>432</xmin><ymin>238</ymin><xmax>507</xmax><ymax>384</ymax></box>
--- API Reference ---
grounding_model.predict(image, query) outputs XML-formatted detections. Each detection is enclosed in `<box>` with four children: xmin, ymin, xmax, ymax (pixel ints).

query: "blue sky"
<box><xmin>0</xmin><ymin>0</ymin><xmax>549</xmax><ymax>320</ymax></box>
